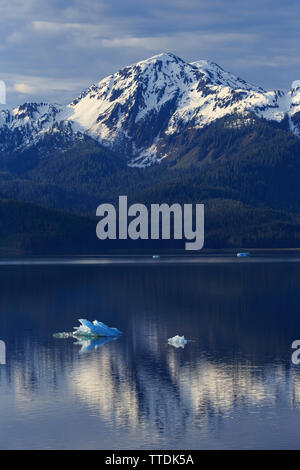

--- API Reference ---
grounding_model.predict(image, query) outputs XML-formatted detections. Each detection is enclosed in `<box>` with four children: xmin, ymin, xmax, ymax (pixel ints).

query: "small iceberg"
<box><xmin>152</xmin><ymin>255</ymin><xmax>160</xmax><ymax>259</ymax></box>
<box><xmin>168</xmin><ymin>335</ymin><xmax>188</xmax><ymax>348</ymax></box>
<box><xmin>53</xmin><ymin>319</ymin><xmax>122</xmax><ymax>340</ymax></box>
<box><xmin>73</xmin><ymin>319</ymin><xmax>122</xmax><ymax>337</ymax></box>
<box><xmin>237</xmin><ymin>252</ymin><xmax>250</xmax><ymax>257</ymax></box>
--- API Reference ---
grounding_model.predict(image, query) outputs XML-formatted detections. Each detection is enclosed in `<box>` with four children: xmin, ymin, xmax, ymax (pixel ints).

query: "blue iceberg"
<box><xmin>73</xmin><ymin>319</ymin><xmax>122</xmax><ymax>338</ymax></box>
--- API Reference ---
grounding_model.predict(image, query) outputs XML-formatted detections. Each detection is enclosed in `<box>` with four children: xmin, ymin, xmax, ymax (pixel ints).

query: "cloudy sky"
<box><xmin>1</xmin><ymin>0</ymin><xmax>300</xmax><ymax>106</ymax></box>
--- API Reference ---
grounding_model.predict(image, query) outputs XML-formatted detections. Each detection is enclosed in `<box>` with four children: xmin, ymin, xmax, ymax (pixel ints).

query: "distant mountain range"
<box><xmin>0</xmin><ymin>53</ymin><xmax>300</xmax><ymax>252</ymax></box>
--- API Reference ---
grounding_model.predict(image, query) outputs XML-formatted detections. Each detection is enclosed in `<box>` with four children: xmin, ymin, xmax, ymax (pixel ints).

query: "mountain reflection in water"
<box><xmin>0</xmin><ymin>258</ymin><xmax>300</xmax><ymax>449</ymax></box>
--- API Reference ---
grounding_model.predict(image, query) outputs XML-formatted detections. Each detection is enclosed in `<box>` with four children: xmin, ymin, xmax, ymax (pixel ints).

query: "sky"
<box><xmin>1</xmin><ymin>0</ymin><xmax>300</xmax><ymax>107</ymax></box>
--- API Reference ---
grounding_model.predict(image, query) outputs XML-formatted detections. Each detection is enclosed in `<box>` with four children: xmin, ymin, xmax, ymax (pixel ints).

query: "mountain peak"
<box><xmin>1</xmin><ymin>53</ymin><xmax>300</xmax><ymax>167</ymax></box>
<box><xmin>115</xmin><ymin>52</ymin><xmax>188</xmax><ymax>79</ymax></box>
<box><xmin>135</xmin><ymin>52</ymin><xmax>184</xmax><ymax>65</ymax></box>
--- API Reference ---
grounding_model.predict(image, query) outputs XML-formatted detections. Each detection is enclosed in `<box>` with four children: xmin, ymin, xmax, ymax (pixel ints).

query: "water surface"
<box><xmin>0</xmin><ymin>256</ymin><xmax>300</xmax><ymax>449</ymax></box>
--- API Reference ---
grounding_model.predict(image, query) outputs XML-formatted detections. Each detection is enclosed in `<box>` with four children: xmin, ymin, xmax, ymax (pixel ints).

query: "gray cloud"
<box><xmin>0</xmin><ymin>0</ymin><xmax>300</xmax><ymax>107</ymax></box>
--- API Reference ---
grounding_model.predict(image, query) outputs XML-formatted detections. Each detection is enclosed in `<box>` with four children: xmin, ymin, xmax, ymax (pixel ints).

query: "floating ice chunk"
<box><xmin>73</xmin><ymin>319</ymin><xmax>122</xmax><ymax>337</ymax></box>
<box><xmin>53</xmin><ymin>332</ymin><xmax>74</xmax><ymax>339</ymax></box>
<box><xmin>168</xmin><ymin>335</ymin><xmax>188</xmax><ymax>348</ymax></box>
<box><xmin>53</xmin><ymin>320</ymin><xmax>122</xmax><ymax>342</ymax></box>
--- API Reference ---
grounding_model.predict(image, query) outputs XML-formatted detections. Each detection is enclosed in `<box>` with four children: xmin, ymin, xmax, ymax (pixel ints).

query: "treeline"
<box><xmin>0</xmin><ymin>113</ymin><xmax>299</xmax><ymax>251</ymax></box>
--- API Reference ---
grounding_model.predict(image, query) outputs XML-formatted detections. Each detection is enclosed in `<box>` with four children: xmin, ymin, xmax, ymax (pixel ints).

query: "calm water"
<box><xmin>1</xmin><ymin>256</ymin><xmax>300</xmax><ymax>449</ymax></box>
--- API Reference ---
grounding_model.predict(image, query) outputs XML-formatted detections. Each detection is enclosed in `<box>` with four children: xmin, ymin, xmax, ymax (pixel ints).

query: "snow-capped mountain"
<box><xmin>1</xmin><ymin>53</ymin><xmax>300</xmax><ymax>167</ymax></box>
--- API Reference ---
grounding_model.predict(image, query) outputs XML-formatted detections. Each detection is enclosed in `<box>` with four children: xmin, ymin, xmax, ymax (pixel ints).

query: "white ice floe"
<box><xmin>168</xmin><ymin>335</ymin><xmax>188</xmax><ymax>348</ymax></box>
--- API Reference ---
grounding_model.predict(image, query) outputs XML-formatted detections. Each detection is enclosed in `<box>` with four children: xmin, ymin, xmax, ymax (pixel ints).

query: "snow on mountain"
<box><xmin>0</xmin><ymin>102</ymin><xmax>79</xmax><ymax>154</ymax></box>
<box><xmin>1</xmin><ymin>53</ymin><xmax>300</xmax><ymax>166</ymax></box>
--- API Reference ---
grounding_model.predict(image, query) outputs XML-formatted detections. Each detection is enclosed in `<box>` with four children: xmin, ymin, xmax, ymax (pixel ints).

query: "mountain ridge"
<box><xmin>1</xmin><ymin>52</ymin><xmax>300</xmax><ymax>167</ymax></box>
